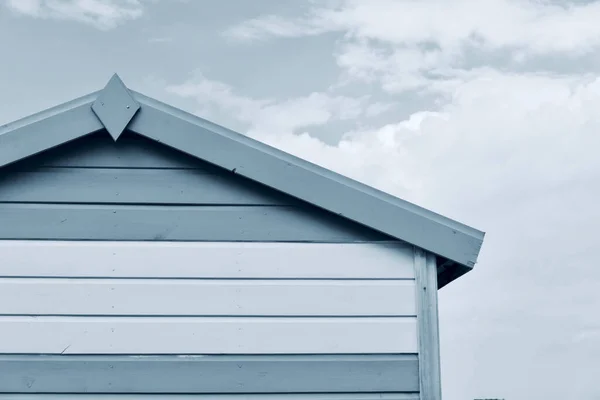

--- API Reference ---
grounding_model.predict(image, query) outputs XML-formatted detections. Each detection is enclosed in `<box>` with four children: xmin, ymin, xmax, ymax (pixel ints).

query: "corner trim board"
<box><xmin>414</xmin><ymin>248</ymin><xmax>442</xmax><ymax>400</ymax></box>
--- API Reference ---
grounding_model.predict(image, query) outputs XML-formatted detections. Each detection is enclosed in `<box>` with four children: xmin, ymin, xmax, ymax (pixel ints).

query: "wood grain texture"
<box><xmin>0</xmin><ymin>395</ymin><xmax>419</xmax><ymax>400</ymax></box>
<box><xmin>0</xmin><ymin>354</ymin><xmax>419</xmax><ymax>393</ymax></box>
<box><xmin>0</xmin><ymin>278</ymin><xmax>416</xmax><ymax>316</ymax></box>
<box><xmin>0</xmin><ymin>316</ymin><xmax>418</xmax><ymax>354</ymax></box>
<box><xmin>0</xmin><ymin>168</ymin><xmax>294</xmax><ymax>205</ymax></box>
<box><xmin>414</xmin><ymin>248</ymin><xmax>442</xmax><ymax>400</ymax></box>
<box><xmin>0</xmin><ymin>204</ymin><xmax>390</xmax><ymax>242</ymax></box>
<box><xmin>0</xmin><ymin>241</ymin><xmax>414</xmax><ymax>279</ymax></box>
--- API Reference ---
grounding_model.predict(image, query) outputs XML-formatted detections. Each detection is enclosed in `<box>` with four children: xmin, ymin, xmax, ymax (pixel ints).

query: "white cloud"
<box><xmin>4</xmin><ymin>0</ymin><xmax>145</xmax><ymax>29</ymax></box>
<box><xmin>364</xmin><ymin>101</ymin><xmax>393</xmax><ymax>117</ymax></box>
<box><xmin>166</xmin><ymin>72</ymin><xmax>370</xmax><ymax>135</ymax></box>
<box><xmin>248</xmin><ymin>70</ymin><xmax>600</xmax><ymax>214</ymax></box>
<box><xmin>223</xmin><ymin>13</ymin><xmax>329</xmax><ymax>42</ymax></box>
<box><xmin>225</xmin><ymin>0</ymin><xmax>600</xmax><ymax>94</ymax></box>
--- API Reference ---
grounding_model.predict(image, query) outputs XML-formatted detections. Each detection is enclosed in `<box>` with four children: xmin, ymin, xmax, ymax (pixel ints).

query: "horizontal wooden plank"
<box><xmin>30</xmin><ymin>130</ymin><xmax>205</xmax><ymax>169</ymax></box>
<box><xmin>0</xmin><ymin>278</ymin><xmax>416</xmax><ymax>316</ymax></box>
<box><xmin>0</xmin><ymin>395</ymin><xmax>419</xmax><ymax>400</ymax></box>
<box><xmin>0</xmin><ymin>316</ymin><xmax>418</xmax><ymax>354</ymax></box>
<box><xmin>0</xmin><ymin>354</ymin><xmax>419</xmax><ymax>393</ymax></box>
<box><xmin>0</xmin><ymin>241</ymin><xmax>414</xmax><ymax>279</ymax></box>
<box><xmin>0</xmin><ymin>168</ymin><xmax>293</xmax><ymax>205</ymax></box>
<box><xmin>0</xmin><ymin>204</ymin><xmax>390</xmax><ymax>242</ymax></box>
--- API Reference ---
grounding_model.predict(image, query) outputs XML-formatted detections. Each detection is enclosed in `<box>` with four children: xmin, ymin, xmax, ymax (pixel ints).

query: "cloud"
<box><xmin>4</xmin><ymin>0</ymin><xmax>146</xmax><ymax>29</ymax></box>
<box><xmin>223</xmin><ymin>13</ymin><xmax>329</xmax><ymax>42</ymax></box>
<box><xmin>227</xmin><ymin>0</ymin><xmax>600</xmax><ymax>53</ymax></box>
<box><xmin>166</xmin><ymin>72</ymin><xmax>370</xmax><ymax>135</ymax></box>
<box><xmin>225</xmin><ymin>0</ymin><xmax>600</xmax><ymax>94</ymax></box>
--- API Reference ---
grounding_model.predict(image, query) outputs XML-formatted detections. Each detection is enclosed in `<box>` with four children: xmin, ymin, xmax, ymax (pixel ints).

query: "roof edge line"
<box><xmin>130</xmin><ymin>91</ymin><xmax>485</xmax><ymax>241</ymax></box>
<box><xmin>128</xmin><ymin>91</ymin><xmax>485</xmax><ymax>268</ymax></box>
<box><xmin>0</xmin><ymin>91</ymin><xmax>100</xmax><ymax>136</ymax></box>
<box><xmin>0</xmin><ymin>91</ymin><xmax>104</xmax><ymax>168</ymax></box>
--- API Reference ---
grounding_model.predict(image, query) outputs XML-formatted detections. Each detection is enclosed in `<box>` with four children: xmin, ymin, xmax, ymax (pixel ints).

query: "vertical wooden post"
<box><xmin>414</xmin><ymin>247</ymin><xmax>442</xmax><ymax>400</ymax></box>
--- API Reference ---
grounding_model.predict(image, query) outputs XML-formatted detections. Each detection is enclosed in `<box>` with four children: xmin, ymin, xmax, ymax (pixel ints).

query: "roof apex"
<box><xmin>91</xmin><ymin>74</ymin><xmax>140</xmax><ymax>141</ymax></box>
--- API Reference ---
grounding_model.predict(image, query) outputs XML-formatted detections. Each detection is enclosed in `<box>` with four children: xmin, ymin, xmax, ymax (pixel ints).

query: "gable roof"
<box><xmin>0</xmin><ymin>74</ymin><xmax>485</xmax><ymax>288</ymax></box>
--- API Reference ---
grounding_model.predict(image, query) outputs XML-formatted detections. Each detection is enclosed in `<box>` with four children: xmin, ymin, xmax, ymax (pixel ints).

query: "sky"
<box><xmin>1</xmin><ymin>0</ymin><xmax>599</xmax><ymax>399</ymax></box>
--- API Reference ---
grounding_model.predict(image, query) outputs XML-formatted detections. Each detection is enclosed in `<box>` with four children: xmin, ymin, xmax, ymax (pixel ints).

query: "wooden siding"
<box><xmin>0</xmin><ymin>131</ymin><xmax>391</xmax><ymax>242</ymax></box>
<box><xmin>0</xmin><ymin>168</ymin><xmax>295</xmax><ymax>205</ymax></box>
<box><xmin>26</xmin><ymin>131</ymin><xmax>205</xmax><ymax>169</ymax></box>
<box><xmin>0</xmin><ymin>279</ymin><xmax>416</xmax><ymax>316</ymax></box>
<box><xmin>0</xmin><ymin>355</ymin><xmax>418</xmax><ymax>393</ymax></box>
<box><xmin>0</xmin><ymin>241</ymin><xmax>414</xmax><ymax>279</ymax></box>
<box><xmin>0</xmin><ymin>242</ymin><xmax>417</xmax><ymax>355</ymax></box>
<box><xmin>0</xmin><ymin>241</ymin><xmax>418</xmax><ymax>394</ymax></box>
<box><xmin>0</xmin><ymin>316</ymin><xmax>417</xmax><ymax>354</ymax></box>
<box><xmin>0</xmin><ymin>132</ymin><xmax>418</xmax><ymax>394</ymax></box>
<box><xmin>0</xmin><ymin>204</ymin><xmax>390</xmax><ymax>242</ymax></box>
<box><xmin>0</xmin><ymin>395</ymin><xmax>419</xmax><ymax>400</ymax></box>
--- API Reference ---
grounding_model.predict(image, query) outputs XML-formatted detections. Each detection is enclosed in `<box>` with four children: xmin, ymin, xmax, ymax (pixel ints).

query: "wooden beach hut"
<box><xmin>0</xmin><ymin>74</ymin><xmax>485</xmax><ymax>400</ymax></box>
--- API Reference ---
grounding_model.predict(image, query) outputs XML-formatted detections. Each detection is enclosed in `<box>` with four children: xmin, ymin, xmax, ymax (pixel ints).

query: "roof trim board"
<box><xmin>0</xmin><ymin>74</ymin><xmax>485</xmax><ymax>287</ymax></box>
<box><xmin>0</xmin><ymin>92</ymin><xmax>102</xmax><ymax>167</ymax></box>
<box><xmin>128</xmin><ymin>91</ymin><xmax>484</xmax><ymax>268</ymax></box>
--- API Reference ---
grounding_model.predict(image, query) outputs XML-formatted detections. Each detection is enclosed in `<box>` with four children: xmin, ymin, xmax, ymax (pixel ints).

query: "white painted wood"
<box><xmin>0</xmin><ymin>316</ymin><xmax>418</xmax><ymax>354</ymax></box>
<box><xmin>0</xmin><ymin>278</ymin><xmax>416</xmax><ymax>316</ymax></box>
<box><xmin>0</xmin><ymin>241</ymin><xmax>414</xmax><ymax>279</ymax></box>
<box><xmin>414</xmin><ymin>248</ymin><xmax>442</xmax><ymax>400</ymax></box>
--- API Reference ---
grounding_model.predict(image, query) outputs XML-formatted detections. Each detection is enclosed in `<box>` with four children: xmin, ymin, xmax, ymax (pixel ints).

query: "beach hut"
<box><xmin>0</xmin><ymin>74</ymin><xmax>485</xmax><ymax>400</ymax></box>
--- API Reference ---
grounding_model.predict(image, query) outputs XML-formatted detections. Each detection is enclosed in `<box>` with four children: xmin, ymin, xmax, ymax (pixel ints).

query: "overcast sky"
<box><xmin>1</xmin><ymin>0</ymin><xmax>599</xmax><ymax>399</ymax></box>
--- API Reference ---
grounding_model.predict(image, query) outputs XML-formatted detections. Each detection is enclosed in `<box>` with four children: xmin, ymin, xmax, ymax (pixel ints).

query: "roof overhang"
<box><xmin>0</xmin><ymin>74</ymin><xmax>485</xmax><ymax>288</ymax></box>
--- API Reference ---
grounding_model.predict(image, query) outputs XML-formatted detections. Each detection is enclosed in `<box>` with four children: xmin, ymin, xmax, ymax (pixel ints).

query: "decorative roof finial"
<box><xmin>91</xmin><ymin>73</ymin><xmax>140</xmax><ymax>141</ymax></box>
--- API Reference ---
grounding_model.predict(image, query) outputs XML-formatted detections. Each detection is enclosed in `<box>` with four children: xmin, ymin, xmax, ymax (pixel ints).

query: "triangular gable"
<box><xmin>0</xmin><ymin>74</ymin><xmax>485</xmax><ymax>288</ymax></box>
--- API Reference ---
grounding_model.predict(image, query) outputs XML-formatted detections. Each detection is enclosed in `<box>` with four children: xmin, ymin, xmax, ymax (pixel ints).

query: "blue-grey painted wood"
<box><xmin>0</xmin><ymin>354</ymin><xmax>419</xmax><ymax>393</ymax></box>
<box><xmin>91</xmin><ymin>74</ymin><xmax>139</xmax><ymax>141</ymax></box>
<box><xmin>0</xmin><ymin>395</ymin><xmax>419</xmax><ymax>400</ymax></box>
<box><xmin>414</xmin><ymin>248</ymin><xmax>442</xmax><ymax>400</ymax></box>
<box><xmin>128</xmin><ymin>91</ymin><xmax>485</xmax><ymax>269</ymax></box>
<box><xmin>0</xmin><ymin>204</ymin><xmax>390</xmax><ymax>242</ymax></box>
<box><xmin>33</xmin><ymin>131</ymin><xmax>204</xmax><ymax>169</ymax></box>
<box><xmin>0</xmin><ymin>168</ymin><xmax>296</xmax><ymax>206</ymax></box>
<box><xmin>0</xmin><ymin>93</ymin><xmax>103</xmax><ymax>168</ymax></box>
